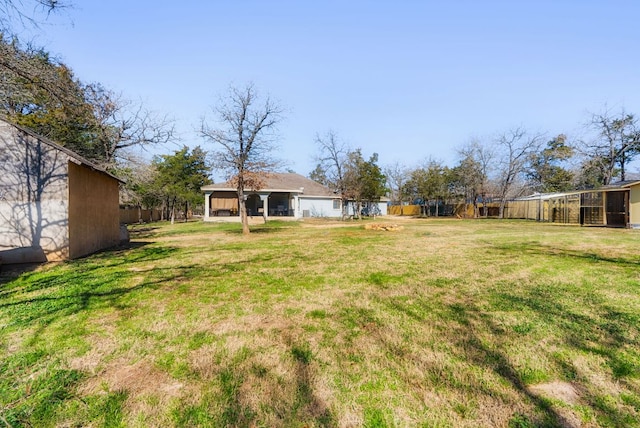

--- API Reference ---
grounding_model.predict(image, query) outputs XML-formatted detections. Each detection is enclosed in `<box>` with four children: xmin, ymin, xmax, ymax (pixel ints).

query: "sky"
<box><xmin>17</xmin><ymin>0</ymin><xmax>640</xmax><ymax>178</ymax></box>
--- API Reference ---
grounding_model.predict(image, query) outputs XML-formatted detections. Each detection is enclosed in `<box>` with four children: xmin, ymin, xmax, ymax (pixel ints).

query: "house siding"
<box><xmin>0</xmin><ymin>122</ymin><xmax>71</xmax><ymax>262</ymax></box>
<box><xmin>299</xmin><ymin>198</ymin><xmax>342</xmax><ymax>217</ymax></box>
<box><xmin>630</xmin><ymin>183</ymin><xmax>640</xmax><ymax>228</ymax></box>
<box><xmin>68</xmin><ymin>161</ymin><xmax>120</xmax><ymax>259</ymax></box>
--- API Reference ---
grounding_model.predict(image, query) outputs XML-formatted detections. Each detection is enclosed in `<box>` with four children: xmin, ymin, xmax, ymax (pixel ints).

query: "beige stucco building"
<box><xmin>505</xmin><ymin>180</ymin><xmax>640</xmax><ymax>228</ymax></box>
<box><xmin>0</xmin><ymin>119</ymin><xmax>122</xmax><ymax>263</ymax></box>
<box><xmin>629</xmin><ymin>181</ymin><xmax>640</xmax><ymax>229</ymax></box>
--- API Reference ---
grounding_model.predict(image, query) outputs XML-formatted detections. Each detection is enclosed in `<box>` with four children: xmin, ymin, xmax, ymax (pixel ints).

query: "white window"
<box><xmin>333</xmin><ymin>199</ymin><xmax>341</xmax><ymax>210</ymax></box>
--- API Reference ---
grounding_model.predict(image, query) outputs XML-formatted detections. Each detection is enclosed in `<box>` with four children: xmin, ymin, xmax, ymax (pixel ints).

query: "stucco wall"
<box><xmin>630</xmin><ymin>184</ymin><xmax>640</xmax><ymax>228</ymax></box>
<box><xmin>0</xmin><ymin>122</ymin><xmax>71</xmax><ymax>262</ymax></box>
<box><xmin>68</xmin><ymin>161</ymin><xmax>120</xmax><ymax>259</ymax></box>
<box><xmin>299</xmin><ymin>198</ymin><xmax>342</xmax><ymax>218</ymax></box>
<box><xmin>298</xmin><ymin>198</ymin><xmax>387</xmax><ymax>218</ymax></box>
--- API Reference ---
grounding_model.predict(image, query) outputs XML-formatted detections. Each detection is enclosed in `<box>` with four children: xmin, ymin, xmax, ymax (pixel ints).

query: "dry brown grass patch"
<box><xmin>79</xmin><ymin>358</ymin><xmax>184</xmax><ymax>397</ymax></box>
<box><xmin>363</xmin><ymin>223</ymin><xmax>404</xmax><ymax>231</ymax></box>
<box><xmin>527</xmin><ymin>382</ymin><xmax>587</xmax><ymax>428</ymax></box>
<box><xmin>78</xmin><ymin>357</ymin><xmax>187</xmax><ymax>425</ymax></box>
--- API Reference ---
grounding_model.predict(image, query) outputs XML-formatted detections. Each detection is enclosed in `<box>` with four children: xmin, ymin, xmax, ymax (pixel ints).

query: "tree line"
<box><xmin>382</xmin><ymin>112</ymin><xmax>640</xmax><ymax>218</ymax></box>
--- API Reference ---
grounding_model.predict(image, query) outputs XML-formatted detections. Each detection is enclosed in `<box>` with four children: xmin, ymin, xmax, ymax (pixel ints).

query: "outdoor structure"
<box><xmin>504</xmin><ymin>180</ymin><xmax>640</xmax><ymax>228</ymax></box>
<box><xmin>0</xmin><ymin>118</ymin><xmax>123</xmax><ymax>263</ymax></box>
<box><xmin>202</xmin><ymin>172</ymin><xmax>388</xmax><ymax>221</ymax></box>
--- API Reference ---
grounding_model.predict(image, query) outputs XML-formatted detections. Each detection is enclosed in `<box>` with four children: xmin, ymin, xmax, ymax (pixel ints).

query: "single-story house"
<box><xmin>504</xmin><ymin>180</ymin><xmax>640</xmax><ymax>228</ymax></box>
<box><xmin>0</xmin><ymin>118</ymin><xmax>123</xmax><ymax>263</ymax></box>
<box><xmin>201</xmin><ymin>172</ymin><xmax>388</xmax><ymax>221</ymax></box>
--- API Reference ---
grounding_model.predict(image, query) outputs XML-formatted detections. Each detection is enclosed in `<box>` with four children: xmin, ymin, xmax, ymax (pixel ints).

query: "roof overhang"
<box><xmin>201</xmin><ymin>186</ymin><xmax>304</xmax><ymax>194</ymax></box>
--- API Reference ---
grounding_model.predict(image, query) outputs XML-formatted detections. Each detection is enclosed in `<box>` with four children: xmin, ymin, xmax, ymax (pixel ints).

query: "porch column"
<box><xmin>204</xmin><ymin>191</ymin><xmax>210</xmax><ymax>220</ymax></box>
<box><xmin>261</xmin><ymin>194</ymin><xmax>269</xmax><ymax>221</ymax></box>
<box><xmin>293</xmin><ymin>194</ymin><xmax>299</xmax><ymax>218</ymax></box>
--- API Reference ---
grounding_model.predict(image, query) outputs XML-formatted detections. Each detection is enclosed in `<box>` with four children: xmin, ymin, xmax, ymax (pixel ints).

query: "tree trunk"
<box><xmin>620</xmin><ymin>151</ymin><xmax>627</xmax><ymax>182</ymax></box>
<box><xmin>482</xmin><ymin>193</ymin><xmax>488</xmax><ymax>218</ymax></box>
<box><xmin>184</xmin><ymin>201</ymin><xmax>188</xmax><ymax>222</ymax></box>
<box><xmin>499</xmin><ymin>200</ymin><xmax>506</xmax><ymax>219</ymax></box>
<box><xmin>472</xmin><ymin>194</ymin><xmax>478</xmax><ymax>218</ymax></box>
<box><xmin>341</xmin><ymin>197</ymin><xmax>349</xmax><ymax>220</ymax></box>
<box><xmin>238</xmin><ymin>188</ymin><xmax>250</xmax><ymax>235</ymax></box>
<box><xmin>170</xmin><ymin>197</ymin><xmax>176</xmax><ymax>224</ymax></box>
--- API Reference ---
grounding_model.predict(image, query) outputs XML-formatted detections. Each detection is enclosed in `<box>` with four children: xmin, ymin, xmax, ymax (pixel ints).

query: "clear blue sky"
<box><xmin>28</xmin><ymin>1</ymin><xmax>640</xmax><ymax>177</ymax></box>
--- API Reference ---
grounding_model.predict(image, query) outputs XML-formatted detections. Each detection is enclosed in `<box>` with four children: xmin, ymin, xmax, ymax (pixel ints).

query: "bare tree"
<box><xmin>200</xmin><ymin>83</ymin><xmax>283</xmax><ymax>235</ymax></box>
<box><xmin>85</xmin><ymin>84</ymin><xmax>176</xmax><ymax>166</ymax></box>
<box><xmin>384</xmin><ymin>161</ymin><xmax>410</xmax><ymax>205</ymax></box>
<box><xmin>314</xmin><ymin>130</ymin><xmax>350</xmax><ymax>219</ymax></box>
<box><xmin>494</xmin><ymin>128</ymin><xmax>543</xmax><ymax>218</ymax></box>
<box><xmin>579</xmin><ymin>108</ymin><xmax>640</xmax><ymax>185</ymax></box>
<box><xmin>0</xmin><ymin>0</ymin><xmax>71</xmax><ymax>35</ymax></box>
<box><xmin>456</xmin><ymin>139</ymin><xmax>494</xmax><ymax>218</ymax></box>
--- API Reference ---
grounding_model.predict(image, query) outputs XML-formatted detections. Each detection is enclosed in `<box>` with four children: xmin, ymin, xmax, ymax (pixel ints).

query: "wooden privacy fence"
<box><xmin>120</xmin><ymin>207</ymin><xmax>162</xmax><ymax>224</ymax></box>
<box><xmin>388</xmin><ymin>204</ymin><xmax>493</xmax><ymax>218</ymax></box>
<box><xmin>388</xmin><ymin>205</ymin><xmax>421</xmax><ymax>216</ymax></box>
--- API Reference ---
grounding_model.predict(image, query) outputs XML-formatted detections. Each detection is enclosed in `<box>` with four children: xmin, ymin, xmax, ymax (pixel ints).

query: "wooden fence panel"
<box><xmin>388</xmin><ymin>205</ymin><xmax>421</xmax><ymax>216</ymax></box>
<box><xmin>120</xmin><ymin>208</ymin><xmax>162</xmax><ymax>224</ymax></box>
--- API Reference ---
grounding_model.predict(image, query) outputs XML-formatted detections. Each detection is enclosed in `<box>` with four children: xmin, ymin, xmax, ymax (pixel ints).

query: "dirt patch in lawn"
<box><xmin>528</xmin><ymin>381</ymin><xmax>581</xmax><ymax>405</ymax></box>
<box><xmin>364</xmin><ymin>223</ymin><xmax>404</xmax><ymax>231</ymax></box>
<box><xmin>80</xmin><ymin>358</ymin><xmax>183</xmax><ymax>396</ymax></box>
<box><xmin>528</xmin><ymin>381</ymin><xmax>584</xmax><ymax>428</ymax></box>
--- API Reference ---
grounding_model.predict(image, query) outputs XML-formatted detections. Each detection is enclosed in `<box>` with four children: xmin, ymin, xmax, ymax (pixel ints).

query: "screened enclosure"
<box><xmin>505</xmin><ymin>189</ymin><xmax>630</xmax><ymax>227</ymax></box>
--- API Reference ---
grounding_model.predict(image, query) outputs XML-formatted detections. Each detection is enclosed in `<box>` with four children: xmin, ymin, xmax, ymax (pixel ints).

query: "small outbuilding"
<box><xmin>505</xmin><ymin>180</ymin><xmax>640</xmax><ymax>228</ymax></box>
<box><xmin>0</xmin><ymin>119</ymin><xmax>123</xmax><ymax>263</ymax></box>
<box><xmin>202</xmin><ymin>172</ymin><xmax>387</xmax><ymax>221</ymax></box>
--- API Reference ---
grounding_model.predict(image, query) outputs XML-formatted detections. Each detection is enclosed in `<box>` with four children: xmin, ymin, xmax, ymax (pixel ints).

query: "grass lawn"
<box><xmin>1</xmin><ymin>217</ymin><xmax>639</xmax><ymax>427</ymax></box>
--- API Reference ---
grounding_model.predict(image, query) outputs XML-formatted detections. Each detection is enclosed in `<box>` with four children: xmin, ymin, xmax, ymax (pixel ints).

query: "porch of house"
<box><xmin>204</xmin><ymin>191</ymin><xmax>299</xmax><ymax>221</ymax></box>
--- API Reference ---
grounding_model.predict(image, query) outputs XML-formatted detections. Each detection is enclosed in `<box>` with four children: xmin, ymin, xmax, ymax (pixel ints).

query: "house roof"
<box><xmin>202</xmin><ymin>172</ymin><xmax>337</xmax><ymax>197</ymax></box>
<box><xmin>0</xmin><ymin>118</ymin><xmax>124</xmax><ymax>183</ymax></box>
<box><xmin>605</xmin><ymin>180</ymin><xmax>640</xmax><ymax>189</ymax></box>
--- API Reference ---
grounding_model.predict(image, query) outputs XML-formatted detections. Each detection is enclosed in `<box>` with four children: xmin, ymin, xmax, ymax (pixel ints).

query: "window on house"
<box><xmin>333</xmin><ymin>199</ymin><xmax>340</xmax><ymax>210</ymax></box>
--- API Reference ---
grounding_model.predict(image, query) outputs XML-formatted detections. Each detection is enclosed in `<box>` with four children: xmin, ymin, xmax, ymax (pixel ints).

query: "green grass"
<box><xmin>1</xmin><ymin>218</ymin><xmax>639</xmax><ymax>427</ymax></box>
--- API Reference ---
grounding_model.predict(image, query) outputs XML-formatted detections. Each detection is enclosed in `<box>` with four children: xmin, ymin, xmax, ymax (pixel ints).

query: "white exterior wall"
<box><xmin>298</xmin><ymin>198</ymin><xmax>387</xmax><ymax>218</ymax></box>
<box><xmin>348</xmin><ymin>202</ymin><xmax>389</xmax><ymax>216</ymax></box>
<box><xmin>0</xmin><ymin>122</ymin><xmax>71</xmax><ymax>262</ymax></box>
<box><xmin>0</xmin><ymin>201</ymin><xmax>69</xmax><ymax>262</ymax></box>
<box><xmin>299</xmin><ymin>198</ymin><xmax>342</xmax><ymax>218</ymax></box>
<box><xmin>378</xmin><ymin>202</ymin><xmax>388</xmax><ymax>216</ymax></box>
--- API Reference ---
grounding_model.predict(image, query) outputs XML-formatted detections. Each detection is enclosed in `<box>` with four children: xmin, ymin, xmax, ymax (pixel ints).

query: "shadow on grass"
<box><xmin>461</xmin><ymin>292</ymin><xmax>639</xmax><ymax>426</ymax></box>
<box><xmin>289</xmin><ymin>342</ymin><xmax>335</xmax><ymax>426</ymax></box>
<box><xmin>444</xmin><ymin>302</ymin><xmax>575</xmax><ymax>427</ymax></box>
<box><xmin>0</xmin><ymin>262</ymin><xmax>46</xmax><ymax>283</ymax></box>
<box><xmin>377</xmin><ymin>278</ymin><xmax>640</xmax><ymax>426</ymax></box>
<box><xmin>491</xmin><ymin>241</ymin><xmax>640</xmax><ymax>268</ymax></box>
<box><xmin>1</xmin><ymin>264</ymin><xmax>197</xmax><ymax>330</ymax></box>
<box><xmin>0</xmin><ymin>241</ymin><xmax>158</xmax><ymax>290</ymax></box>
<box><xmin>0</xmin><ymin>244</ymin><xmax>175</xmax><ymax>296</ymax></box>
<box><xmin>0</xmin><ymin>243</ymin><xmax>188</xmax><ymax>341</ymax></box>
<box><xmin>223</xmin><ymin>226</ymin><xmax>289</xmax><ymax>235</ymax></box>
<box><xmin>127</xmin><ymin>226</ymin><xmax>161</xmax><ymax>239</ymax></box>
